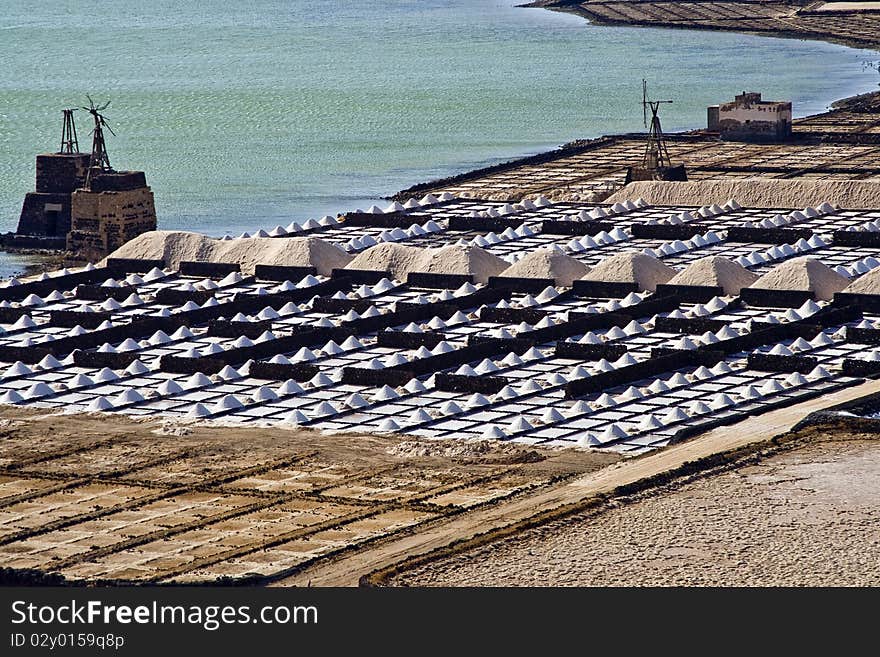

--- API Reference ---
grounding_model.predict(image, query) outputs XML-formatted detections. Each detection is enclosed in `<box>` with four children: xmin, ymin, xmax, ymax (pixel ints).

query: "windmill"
<box><xmin>625</xmin><ymin>80</ymin><xmax>688</xmax><ymax>184</ymax></box>
<box><xmin>59</xmin><ymin>108</ymin><xmax>80</xmax><ymax>154</ymax></box>
<box><xmin>641</xmin><ymin>79</ymin><xmax>673</xmax><ymax>172</ymax></box>
<box><xmin>83</xmin><ymin>95</ymin><xmax>116</xmax><ymax>182</ymax></box>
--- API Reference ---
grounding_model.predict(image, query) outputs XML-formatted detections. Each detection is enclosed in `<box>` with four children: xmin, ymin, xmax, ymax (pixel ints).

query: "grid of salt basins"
<box><xmin>4</xmin><ymin>194</ymin><xmax>880</xmax><ymax>454</ymax></box>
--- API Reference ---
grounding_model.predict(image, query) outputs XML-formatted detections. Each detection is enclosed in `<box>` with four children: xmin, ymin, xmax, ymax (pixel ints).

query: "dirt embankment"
<box><xmin>389</xmin><ymin>426</ymin><xmax>880</xmax><ymax>586</ymax></box>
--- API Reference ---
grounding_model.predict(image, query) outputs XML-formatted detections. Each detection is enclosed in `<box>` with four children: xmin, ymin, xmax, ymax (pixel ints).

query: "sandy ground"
<box><xmin>0</xmin><ymin>407</ymin><xmax>615</xmax><ymax>584</ymax></box>
<box><xmin>393</xmin><ymin>433</ymin><xmax>880</xmax><ymax>586</ymax></box>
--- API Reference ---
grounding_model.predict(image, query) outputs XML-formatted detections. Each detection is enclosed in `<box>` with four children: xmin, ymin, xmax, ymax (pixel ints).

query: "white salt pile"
<box><xmin>215</xmin><ymin>236</ymin><xmax>351</xmax><ymax>276</ymax></box>
<box><xmin>843</xmin><ymin>267</ymin><xmax>880</xmax><ymax>294</ymax></box>
<box><xmin>750</xmin><ymin>256</ymin><xmax>848</xmax><ymax>301</ymax></box>
<box><xmin>413</xmin><ymin>245</ymin><xmax>509</xmax><ymax>284</ymax></box>
<box><xmin>580</xmin><ymin>252</ymin><xmax>675</xmax><ymax>291</ymax></box>
<box><xmin>605</xmin><ymin>179</ymin><xmax>880</xmax><ymax>209</ymax></box>
<box><xmin>347</xmin><ymin>243</ymin><xmax>507</xmax><ymax>284</ymax></box>
<box><xmin>106</xmin><ymin>231</ymin><xmax>352</xmax><ymax>276</ymax></box>
<box><xmin>346</xmin><ymin>243</ymin><xmax>424</xmax><ymax>278</ymax></box>
<box><xmin>666</xmin><ymin>256</ymin><xmax>758</xmax><ymax>295</ymax></box>
<box><xmin>499</xmin><ymin>247</ymin><xmax>590</xmax><ymax>286</ymax></box>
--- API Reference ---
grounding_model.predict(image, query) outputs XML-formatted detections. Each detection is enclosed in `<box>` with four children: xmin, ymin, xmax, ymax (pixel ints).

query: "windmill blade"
<box><xmin>103</xmin><ymin>122</ymin><xmax>117</xmax><ymax>137</ymax></box>
<box><xmin>98</xmin><ymin>100</ymin><xmax>111</xmax><ymax>111</ymax></box>
<box><xmin>86</xmin><ymin>94</ymin><xmax>95</xmax><ymax>109</ymax></box>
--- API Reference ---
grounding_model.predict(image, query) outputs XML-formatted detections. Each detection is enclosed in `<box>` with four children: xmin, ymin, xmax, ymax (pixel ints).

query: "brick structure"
<box><xmin>17</xmin><ymin>153</ymin><xmax>91</xmax><ymax>237</ymax></box>
<box><xmin>708</xmin><ymin>92</ymin><xmax>792</xmax><ymax>142</ymax></box>
<box><xmin>66</xmin><ymin>170</ymin><xmax>157</xmax><ymax>257</ymax></box>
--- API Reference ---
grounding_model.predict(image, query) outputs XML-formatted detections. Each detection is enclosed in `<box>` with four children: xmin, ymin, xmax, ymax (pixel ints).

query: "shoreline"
<box><xmin>533</xmin><ymin>0</ymin><xmax>880</xmax><ymax>51</ymax></box>
<box><xmin>394</xmin><ymin>0</ymin><xmax>880</xmax><ymax>201</ymax></box>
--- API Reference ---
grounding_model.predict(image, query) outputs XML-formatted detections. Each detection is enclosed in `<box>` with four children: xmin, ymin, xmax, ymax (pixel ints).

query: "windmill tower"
<box><xmin>641</xmin><ymin>79</ymin><xmax>673</xmax><ymax>172</ymax></box>
<box><xmin>626</xmin><ymin>80</ymin><xmax>688</xmax><ymax>184</ymax></box>
<box><xmin>59</xmin><ymin>109</ymin><xmax>79</xmax><ymax>154</ymax></box>
<box><xmin>83</xmin><ymin>95</ymin><xmax>116</xmax><ymax>186</ymax></box>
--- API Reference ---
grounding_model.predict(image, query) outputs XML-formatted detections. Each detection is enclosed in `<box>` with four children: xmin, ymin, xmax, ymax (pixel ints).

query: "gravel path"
<box><xmin>394</xmin><ymin>438</ymin><xmax>880</xmax><ymax>586</ymax></box>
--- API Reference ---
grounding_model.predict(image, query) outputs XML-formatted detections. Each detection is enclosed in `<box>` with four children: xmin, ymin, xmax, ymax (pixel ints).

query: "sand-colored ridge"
<box><xmin>750</xmin><ymin>256</ymin><xmax>848</xmax><ymax>300</ymax></box>
<box><xmin>580</xmin><ymin>252</ymin><xmax>675</xmax><ymax>291</ymax></box>
<box><xmin>666</xmin><ymin>255</ymin><xmax>758</xmax><ymax>295</ymax></box>
<box><xmin>605</xmin><ymin>179</ymin><xmax>880</xmax><ymax>210</ymax></box>
<box><xmin>499</xmin><ymin>247</ymin><xmax>590</xmax><ymax>286</ymax></box>
<box><xmin>347</xmin><ymin>243</ymin><xmax>508</xmax><ymax>284</ymax></box>
<box><xmin>105</xmin><ymin>231</ymin><xmax>353</xmax><ymax>276</ymax></box>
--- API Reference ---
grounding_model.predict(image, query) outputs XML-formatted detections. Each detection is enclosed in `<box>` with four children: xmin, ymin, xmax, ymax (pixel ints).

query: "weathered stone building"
<box><xmin>66</xmin><ymin>170</ymin><xmax>157</xmax><ymax>257</ymax></box>
<box><xmin>708</xmin><ymin>92</ymin><xmax>792</xmax><ymax>142</ymax></box>
<box><xmin>16</xmin><ymin>104</ymin><xmax>158</xmax><ymax>257</ymax></box>
<box><xmin>17</xmin><ymin>152</ymin><xmax>91</xmax><ymax>240</ymax></box>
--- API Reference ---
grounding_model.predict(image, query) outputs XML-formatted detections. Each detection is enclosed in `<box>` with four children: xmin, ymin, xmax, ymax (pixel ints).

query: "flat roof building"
<box><xmin>708</xmin><ymin>92</ymin><xmax>792</xmax><ymax>142</ymax></box>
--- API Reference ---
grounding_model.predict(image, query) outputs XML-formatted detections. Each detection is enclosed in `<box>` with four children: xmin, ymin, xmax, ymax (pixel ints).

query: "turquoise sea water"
<box><xmin>1</xmin><ymin>0</ymin><xmax>879</xmax><ymax>271</ymax></box>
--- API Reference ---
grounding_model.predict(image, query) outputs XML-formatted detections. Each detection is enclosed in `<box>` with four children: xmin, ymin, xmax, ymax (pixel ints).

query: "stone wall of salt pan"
<box><xmin>666</xmin><ymin>256</ymin><xmax>758</xmax><ymax>295</ymax></box>
<box><xmin>750</xmin><ymin>256</ymin><xmax>848</xmax><ymax>301</ymax></box>
<box><xmin>105</xmin><ymin>231</ymin><xmax>353</xmax><ymax>276</ymax></box>
<box><xmin>499</xmin><ymin>247</ymin><xmax>590</xmax><ymax>286</ymax></box>
<box><xmin>580</xmin><ymin>252</ymin><xmax>675</xmax><ymax>292</ymax></box>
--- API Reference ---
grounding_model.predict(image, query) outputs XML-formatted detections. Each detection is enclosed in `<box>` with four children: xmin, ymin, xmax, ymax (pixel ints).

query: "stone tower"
<box><xmin>66</xmin><ymin>170</ymin><xmax>157</xmax><ymax>256</ymax></box>
<box><xmin>16</xmin><ymin>101</ymin><xmax>157</xmax><ymax>257</ymax></box>
<box><xmin>17</xmin><ymin>152</ymin><xmax>91</xmax><ymax>240</ymax></box>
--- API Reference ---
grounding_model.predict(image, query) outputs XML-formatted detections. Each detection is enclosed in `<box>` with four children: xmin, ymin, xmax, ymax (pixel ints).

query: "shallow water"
<box><xmin>1</xmin><ymin>0</ymin><xmax>878</xmax><ymax>245</ymax></box>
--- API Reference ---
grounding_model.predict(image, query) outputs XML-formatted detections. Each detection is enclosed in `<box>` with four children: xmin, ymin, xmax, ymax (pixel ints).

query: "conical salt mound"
<box><xmin>500</xmin><ymin>247</ymin><xmax>590</xmax><ymax>286</ymax></box>
<box><xmin>346</xmin><ymin>243</ymin><xmax>423</xmax><ymax>278</ymax></box>
<box><xmin>412</xmin><ymin>244</ymin><xmax>508</xmax><ymax>284</ymax></box>
<box><xmin>219</xmin><ymin>236</ymin><xmax>351</xmax><ymax>276</ymax></box>
<box><xmin>843</xmin><ymin>266</ymin><xmax>880</xmax><ymax>295</ymax></box>
<box><xmin>750</xmin><ymin>256</ymin><xmax>848</xmax><ymax>301</ymax></box>
<box><xmin>104</xmin><ymin>232</ymin><xmax>352</xmax><ymax>276</ymax></box>
<box><xmin>580</xmin><ymin>252</ymin><xmax>675</xmax><ymax>292</ymax></box>
<box><xmin>347</xmin><ymin>243</ymin><xmax>506</xmax><ymax>284</ymax></box>
<box><xmin>666</xmin><ymin>256</ymin><xmax>758</xmax><ymax>295</ymax></box>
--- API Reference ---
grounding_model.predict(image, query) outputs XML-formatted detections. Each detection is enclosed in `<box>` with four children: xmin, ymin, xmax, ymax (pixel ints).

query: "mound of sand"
<box><xmin>499</xmin><ymin>247</ymin><xmax>590</xmax><ymax>286</ymax></box>
<box><xmin>750</xmin><ymin>256</ymin><xmax>848</xmax><ymax>301</ymax></box>
<box><xmin>347</xmin><ymin>243</ymin><xmax>507</xmax><ymax>284</ymax></box>
<box><xmin>580</xmin><ymin>252</ymin><xmax>675</xmax><ymax>292</ymax></box>
<box><xmin>843</xmin><ymin>268</ymin><xmax>880</xmax><ymax>295</ymax></box>
<box><xmin>605</xmin><ymin>179</ymin><xmax>880</xmax><ymax>210</ymax></box>
<box><xmin>419</xmin><ymin>245</ymin><xmax>509</xmax><ymax>284</ymax></box>
<box><xmin>105</xmin><ymin>231</ymin><xmax>352</xmax><ymax>276</ymax></box>
<box><xmin>346</xmin><ymin>243</ymin><xmax>424</xmax><ymax>277</ymax></box>
<box><xmin>666</xmin><ymin>256</ymin><xmax>758</xmax><ymax>295</ymax></box>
